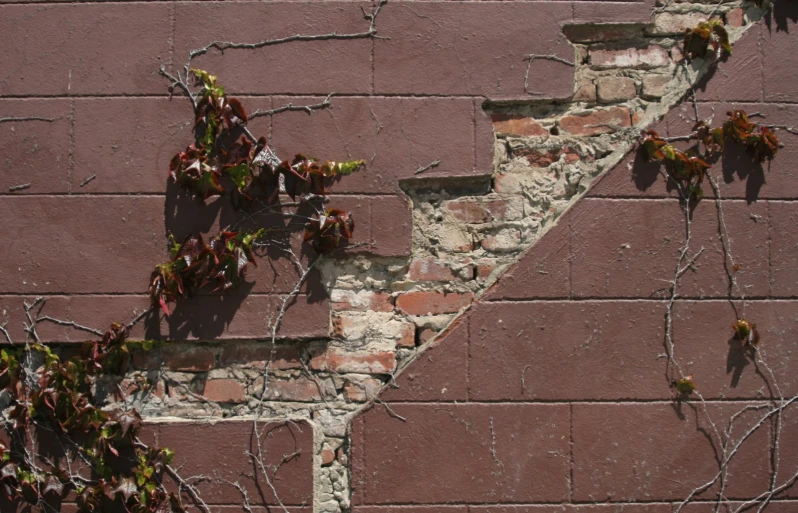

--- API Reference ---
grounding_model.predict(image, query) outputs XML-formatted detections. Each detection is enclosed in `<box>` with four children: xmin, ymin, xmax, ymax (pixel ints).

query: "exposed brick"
<box><xmin>645</xmin><ymin>12</ymin><xmax>708</xmax><ymax>36</ymax></box>
<box><xmin>153</xmin><ymin>420</ymin><xmax>313</xmax><ymax>505</ymax></box>
<box><xmin>320</xmin><ymin>444</ymin><xmax>336</xmax><ymax>466</ymax></box>
<box><xmin>309</xmin><ymin>346</ymin><xmax>396</xmax><ymax>375</ymax></box>
<box><xmin>0</xmin><ymin>4</ymin><xmax>170</xmax><ymax>95</ymax></box>
<box><xmin>408</xmin><ymin>258</ymin><xmax>459</xmax><ymax>282</ymax></box>
<box><xmin>641</xmin><ymin>74</ymin><xmax>672</xmax><ymax>99</ymax></box>
<box><xmin>258</xmin><ymin>377</ymin><xmax>330</xmax><ymax>402</ymax></box>
<box><xmin>381</xmin><ymin>320</ymin><xmax>468</xmax><ymax>402</ymax></box>
<box><xmin>219</xmin><ymin>343</ymin><xmax>304</xmax><ymax>370</ymax></box>
<box><xmin>589</xmin><ymin>46</ymin><xmax>671</xmax><ymax>69</ymax></box>
<box><xmin>490</xmin><ymin>114</ymin><xmax>548</xmax><ymax>138</ymax></box>
<box><xmin>573</xmin><ymin>79</ymin><xmax>597</xmax><ymax>102</ymax></box>
<box><xmin>131</xmin><ymin>348</ymin><xmax>161</xmax><ymax>371</ymax></box>
<box><xmin>476</xmin><ymin>259</ymin><xmax>498</xmax><ymax>281</ymax></box>
<box><xmin>480</xmin><ymin>229</ymin><xmax>522</xmax><ymax>252</ymax></box>
<box><xmin>0</xmin><ymin>99</ymin><xmax>71</xmax><ymax>194</ymax></box>
<box><xmin>596</xmin><ymin>76</ymin><xmax>637</xmax><ymax>103</ymax></box>
<box><xmin>443</xmin><ymin>199</ymin><xmax>507</xmax><ymax>223</ymax></box>
<box><xmin>331</xmin><ymin>290</ymin><xmax>394</xmax><ymax>312</ymax></box>
<box><xmin>573</xmin><ymin>403</ymin><xmax>771</xmax><ymax>501</ymax></box>
<box><xmin>559</xmin><ymin>106</ymin><xmax>632</xmax><ymax>136</ymax></box>
<box><xmin>563</xmin><ymin>24</ymin><xmax>644</xmax><ymax>43</ymax></box>
<box><xmin>173</xmin><ymin>3</ymin><xmax>370</xmax><ymax>95</ymax></box>
<box><xmin>512</xmin><ymin>146</ymin><xmax>583</xmax><ymax>167</ymax></box>
<box><xmin>395</xmin><ymin>291</ymin><xmax>473</xmax><ymax>316</ymax></box>
<box><xmin>163</xmin><ymin>345</ymin><xmax>216</xmax><ymax>372</ymax></box>
<box><xmin>416</xmin><ymin>327</ymin><xmax>437</xmax><ymax>345</ymax></box>
<box><xmin>726</xmin><ymin>8</ymin><xmax>745</xmax><ymax>28</ymax></box>
<box><xmin>343</xmin><ymin>377</ymin><xmax>382</xmax><ymax>402</ymax></box>
<box><xmin>272</xmin><ymin>97</ymin><xmax>477</xmax><ymax>194</ymax></box>
<box><xmin>202</xmin><ymin>379</ymin><xmax>247</xmax><ymax>403</ymax></box>
<box><xmin>469</xmin><ymin>301</ymin><xmax>666</xmax><ymax>401</ymax></box>
<box><xmin>396</xmin><ymin>321</ymin><xmax>416</xmax><ymax>349</ymax></box>
<box><xmin>374</xmin><ymin>3</ymin><xmax>574</xmax><ymax>97</ymax></box>
<box><xmin>351</xmin><ymin>403</ymin><xmax>570</xmax><ymax>504</ymax></box>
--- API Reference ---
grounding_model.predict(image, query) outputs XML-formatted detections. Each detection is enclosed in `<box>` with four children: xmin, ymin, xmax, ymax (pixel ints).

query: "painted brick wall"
<box><xmin>1</xmin><ymin>0</ymin><xmax>797</xmax><ymax>511</ymax></box>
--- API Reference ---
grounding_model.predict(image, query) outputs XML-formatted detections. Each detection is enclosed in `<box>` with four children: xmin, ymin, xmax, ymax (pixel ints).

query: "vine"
<box><xmin>638</xmin><ymin>13</ymin><xmax>796</xmax><ymax>512</ymax></box>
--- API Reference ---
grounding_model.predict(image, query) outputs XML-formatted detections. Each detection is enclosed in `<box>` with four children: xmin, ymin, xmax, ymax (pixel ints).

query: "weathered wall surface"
<box><xmin>1</xmin><ymin>0</ymin><xmax>797</xmax><ymax>511</ymax></box>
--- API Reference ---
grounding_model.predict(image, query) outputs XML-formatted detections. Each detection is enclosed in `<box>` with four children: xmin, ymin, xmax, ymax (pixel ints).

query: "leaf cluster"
<box><xmin>683</xmin><ymin>20</ymin><xmax>732</xmax><ymax>61</ymax></box>
<box><xmin>0</xmin><ymin>325</ymin><xmax>180</xmax><ymax>512</ymax></box>
<box><xmin>640</xmin><ymin>110</ymin><xmax>780</xmax><ymax>198</ymax></box>
<box><xmin>148</xmin><ymin>230</ymin><xmax>264</xmax><ymax>316</ymax></box>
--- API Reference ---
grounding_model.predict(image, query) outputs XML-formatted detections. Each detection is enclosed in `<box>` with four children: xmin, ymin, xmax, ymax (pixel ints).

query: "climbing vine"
<box><xmin>638</xmin><ymin>13</ymin><xmax>797</xmax><ymax>512</ymax></box>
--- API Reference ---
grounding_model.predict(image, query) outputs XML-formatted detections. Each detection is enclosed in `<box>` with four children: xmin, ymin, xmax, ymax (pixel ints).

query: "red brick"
<box><xmin>563</xmin><ymin>24</ymin><xmax>645</xmax><ymax>43</ymax></box>
<box><xmin>396</xmin><ymin>291</ymin><xmax>473</xmax><ymax>316</ymax></box>
<box><xmin>374</xmin><ymin>3</ymin><xmax>574</xmax><ymax>97</ymax></box>
<box><xmin>672</xmin><ymin>300</ymin><xmax>798</xmax><ymax>399</ymax></box>
<box><xmin>444</xmin><ymin>199</ymin><xmax>507</xmax><ymax>223</ymax></box>
<box><xmin>491</xmin><ymin>114</ymin><xmax>548</xmax><ymax>138</ymax></box>
<box><xmin>320</xmin><ymin>444</ymin><xmax>336</xmax><ymax>466</ymax></box>
<box><xmin>0</xmin><ymin>4</ymin><xmax>170</xmax><ymax>95</ymax></box>
<box><xmin>272</xmin><ymin>97</ymin><xmax>477</xmax><ymax>194</ymax></box>
<box><xmin>763</xmin><ymin>1</ymin><xmax>798</xmax><ymax>102</ymax></box>
<box><xmin>726</xmin><ymin>8</ymin><xmax>745</xmax><ymax>28</ymax></box>
<box><xmin>131</xmin><ymin>347</ymin><xmax>161</xmax><ymax>371</ymax></box>
<box><xmin>596</xmin><ymin>76</ymin><xmax>637</xmax><ymax>103</ymax></box>
<box><xmin>173</xmin><ymin>3</ymin><xmax>371</xmax><ymax>95</ymax></box>
<box><xmin>310</xmin><ymin>346</ymin><xmax>396</xmax><ymax>375</ymax></box>
<box><xmin>153</xmin><ymin>420</ymin><xmax>313</xmax><ymax>505</ymax></box>
<box><xmin>162</xmin><ymin>345</ymin><xmax>216</xmax><ymax>372</ymax></box>
<box><xmin>573</xmin><ymin>402</ymin><xmax>773</xmax><ymax>501</ymax></box>
<box><xmin>371</xmin><ymin>195</ymin><xmax>412</xmax><ymax>256</ymax></box>
<box><xmin>259</xmin><ymin>376</ymin><xmax>329</xmax><ymax>402</ymax></box>
<box><xmin>380</xmin><ymin>319</ymin><xmax>468</xmax><ymax>402</ymax></box>
<box><xmin>351</xmin><ymin>403</ymin><xmax>570</xmax><ymax>504</ymax></box>
<box><xmin>202</xmin><ymin>378</ymin><xmax>247</xmax><ymax>403</ymax></box>
<box><xmin>396</xmin><ymin>321</ymin><xmax>416</xmax><ymax>349</ymax></box>
<box><xmin>219</xmin><ymin>343</ymin><xmax>304</xmax><ymax>370</ymax></box>
<box><xmin>589</xmin><ymin>46</ymin><xmax>671</xmax><ymax>69</ymax></box>
<box><xmin>331</xmin><ymin>290</ymin><xmax>394</xmax><ymax>312</ymax></box>
<box><xmin>469</xmin><ymin>301</ymin><xmax>667</xmax><ymax>401</ymax></box>
<box><xmin>559</xmin><ymin>106</ymin><xmax>632</xmax><ymax>136</ymax></box>
<box><xmin>343</xmin><ymin>377</ymin><xmax>383</xmax><ymax>402</ymax></box>
<box><xmin>695</xmin><ymin>27</ymin><xmax>763</xmax><ymax>102</ymax></box>
<box><xmin>0</xmin><ymin>99</ymin><xmax>71</xmax><ymax>194</ymax></box>
<box><xmin>771</xmin><ymin>201</ymin><xmax>798</xmax><ymax>297</ymax></box>
<box><xmin>511</xmin><ymin>146</ymin><xmax>583</xmax><ymax>167</ymax></box>
<box><xmin>408</xmin><ymin>258</ymin><xmax>460</xmax><ymax>282</ymax></box>
<box><xmin>476</xmin><ymin>258</ymin><xmax>498</xmax><ymax>281</ymax></box>
<box><xmin>354</xmin><ymin>508</ymin><xmax>467</xmax><ymax>513</ymax></box>
<box><xmin>484</xmin><ymin>218</ymin><xmax>570</xmax><ymax>300</ymax></box>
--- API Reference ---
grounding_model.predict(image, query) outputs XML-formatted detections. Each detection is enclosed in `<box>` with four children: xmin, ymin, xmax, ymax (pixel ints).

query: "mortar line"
<box><xmin>569</xmin><ymin>402</ymin><xmax>575</xmax><ymax>503</ymax></box>
<box><xmin>767</xmin><ymin>199</ymin><xmax>773</xmax><ymax>299</ymax></box>
<box><xmin>168</xmin><ymin>1</ymin><xmax>176</xmax><ymax>74</ymax></box>
<box><xmin>466</xmin><ymin>312</ymin><xmax>471</xmax><ymax>402</ymax></box>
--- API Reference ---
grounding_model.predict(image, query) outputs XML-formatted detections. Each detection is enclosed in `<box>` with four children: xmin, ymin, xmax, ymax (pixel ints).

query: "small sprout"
<box><xmin>683</xmin><ymin>20</ymin><xmax>732</xmax><ymax>61</ymax></box>
<box><xmin>674</xmin><ymin>375</ymin><xmax>697</xmax><ymax>396</ymax></box>
<box><xmin>734</xmin><ymin>319</ymin><xmax>761</xmax><ymax>348</ymax></box>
